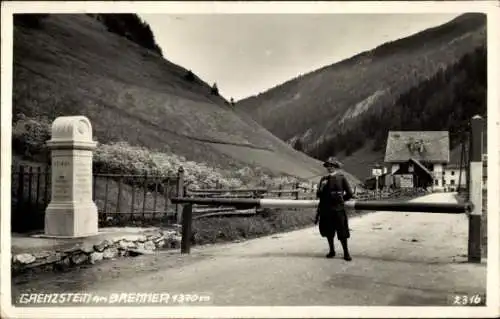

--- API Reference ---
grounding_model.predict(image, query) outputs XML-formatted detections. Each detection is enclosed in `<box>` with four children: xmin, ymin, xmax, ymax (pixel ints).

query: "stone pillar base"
<box><xmin>45</xmin><ymin>202</ymin><xmax>98</xmax><ymax>238</ymax></box>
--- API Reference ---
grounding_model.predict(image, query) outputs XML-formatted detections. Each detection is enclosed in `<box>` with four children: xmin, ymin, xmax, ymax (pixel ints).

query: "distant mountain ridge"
<box><xmin>236</xmin><ymin>13</ymin><xmax>487</xmax><ymax>180</ymax></box>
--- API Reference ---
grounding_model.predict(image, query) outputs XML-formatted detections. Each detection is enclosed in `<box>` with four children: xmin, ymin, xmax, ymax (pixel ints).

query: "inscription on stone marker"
<box><xmin>74</xmin><ymin>156</ymin><xmax>92</xmax><ymax>202</ymax></box>
<box><xmin>52</xmin><ymin>159</ymin><xmax>71</xmax><ymax>201</ymax></box>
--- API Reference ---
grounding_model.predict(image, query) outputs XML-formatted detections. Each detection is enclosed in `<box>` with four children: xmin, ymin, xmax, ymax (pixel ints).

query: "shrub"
<box><xmin>12</xmin><ymin>114</ymin><xmax>52</xmax><ymax>158</ymax></box>
<box><xmin>11</xmin><ymin>115</ymin><xmax>311</xmax><ymax>191</ymax></box>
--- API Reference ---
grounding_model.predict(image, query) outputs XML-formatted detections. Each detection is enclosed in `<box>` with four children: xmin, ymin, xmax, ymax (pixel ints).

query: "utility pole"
<box><xmin>372</xmin><ymin>163</ymin><xmax>383</xmax><ymax>199</ymax></box>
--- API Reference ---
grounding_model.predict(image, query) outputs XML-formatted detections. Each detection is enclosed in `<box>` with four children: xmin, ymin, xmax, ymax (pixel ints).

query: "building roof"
<box><xmin>384</xmin><ymin>131</ymin><xmax>450</xmax><ymax>163</ymax></box>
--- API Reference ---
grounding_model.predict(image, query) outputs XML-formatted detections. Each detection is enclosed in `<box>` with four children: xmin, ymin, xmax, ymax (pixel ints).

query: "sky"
<box><xmin>141</xmin><ymin>13</ymin><xmax>462</xmax><ymax>101</ymax></box>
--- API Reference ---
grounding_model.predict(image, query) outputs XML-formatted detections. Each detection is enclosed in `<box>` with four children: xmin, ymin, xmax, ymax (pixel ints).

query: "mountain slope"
<box><xmin>236</xmin><ymin>13</ymin><xmax>487</xmax><ymax>180</ymax></box>
<box><xmin>13</xmin><ymin>14</ymin><xmax>359</xmax><ymax>184</ymax></box>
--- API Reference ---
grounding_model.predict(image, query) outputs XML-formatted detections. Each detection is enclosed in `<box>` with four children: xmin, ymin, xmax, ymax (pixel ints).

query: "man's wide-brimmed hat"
<box><xmin>323</xmin><ymin>157</ymin><xmax>342</xmax><ymax>168</ymax></box>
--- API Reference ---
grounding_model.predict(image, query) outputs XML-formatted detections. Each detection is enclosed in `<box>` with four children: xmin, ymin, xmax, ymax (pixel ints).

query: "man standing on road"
<box><xmin>315</xmin><ymin>157</ymin><xmax>354</xmax><ymax>261</ymax></box>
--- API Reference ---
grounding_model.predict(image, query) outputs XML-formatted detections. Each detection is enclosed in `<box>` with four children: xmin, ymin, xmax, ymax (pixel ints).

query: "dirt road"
<box><xmin>12</xmin><ymin>193</ymin><xmax>486</xmax><ymax>306</ymax></box>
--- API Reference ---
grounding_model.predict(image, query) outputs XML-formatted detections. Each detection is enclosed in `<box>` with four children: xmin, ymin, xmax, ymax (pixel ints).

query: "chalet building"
<box><xmin>384</xmin><ymin>131</ymin><xmax>450</xmax><ymax>191</ymax></box>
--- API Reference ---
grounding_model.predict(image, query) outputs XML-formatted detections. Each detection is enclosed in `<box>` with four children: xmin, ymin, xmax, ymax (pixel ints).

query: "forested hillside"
<box><xmin>90</xmin><ymin>14</ymin><xmax>164</xmax><ymax>56</ymax></box>
<box><xmin>236</xmin><ymin>13</ymin><xmax>487</xmax><ymax>180</ymax></box>
<box><xmin>14</xmin><ymin>13</ymin><xmax>163</xmax><ymax>56</ymax></box>
<box><xmin>312</xmin><ymin>45</ymin><xmax>486</xmax><ymax>159</ymax></box>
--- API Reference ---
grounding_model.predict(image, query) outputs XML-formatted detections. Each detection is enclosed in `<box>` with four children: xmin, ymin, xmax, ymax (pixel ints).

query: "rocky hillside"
<box><xmin>236</xmin><ymin>13</ymin><xmax>487</xmax><ymax>180</ymax></box>
<box><xmin>13</xmin><ymin>14</ymin><xmax>361</xmax><ymax>184</ymax></box>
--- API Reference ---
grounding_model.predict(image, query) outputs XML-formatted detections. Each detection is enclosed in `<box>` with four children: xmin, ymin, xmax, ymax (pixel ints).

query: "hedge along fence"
<box><xmin>11</xmin><ymin>164</ymin><xmax>184</xmax><ymax>233</ymax></box>
<box><xmin>11</xmin><ymin>114</ymin><xmax>312</xmax><ymax>191</ymax></box>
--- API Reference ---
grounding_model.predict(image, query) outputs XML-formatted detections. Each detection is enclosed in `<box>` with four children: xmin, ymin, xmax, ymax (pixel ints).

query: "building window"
<box><xmin>435</xmin><ymin>179</ymin><xmax>439</xmax><ymax>186</ymax></box>
<box><xmin>451</xmin><ymin>180</ymin><xmax>455</xmax><ymax>185</ymax></box>
<box><xmin>451</xmin><ymin>171</ymin><xmax>455</xmax><ymax>176</ymax></box>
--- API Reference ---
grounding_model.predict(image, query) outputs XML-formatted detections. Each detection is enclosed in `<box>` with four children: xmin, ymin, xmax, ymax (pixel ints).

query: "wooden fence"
<box><xmin>185</xmin><ymin>184</ymin><xmax>309</xmax><ymax>219</ymax></box>
<box><xmin>183</xmin><ymin>185</ymin><xmax>426</xmax><ymax>219</ymax></box>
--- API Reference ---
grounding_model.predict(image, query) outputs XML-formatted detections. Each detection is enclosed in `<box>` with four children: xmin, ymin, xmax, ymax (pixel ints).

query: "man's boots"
<box><xmin>340</xmin><ymin>239</ymin><xmax>352</xmax><ymax>261</ymax></box>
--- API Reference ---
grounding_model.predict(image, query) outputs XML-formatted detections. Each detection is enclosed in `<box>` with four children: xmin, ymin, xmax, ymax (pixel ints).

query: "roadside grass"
<box><xmin>191</xmin><ymin>208</ymin><xmax>317</xmax><ymax>246</ymax></box>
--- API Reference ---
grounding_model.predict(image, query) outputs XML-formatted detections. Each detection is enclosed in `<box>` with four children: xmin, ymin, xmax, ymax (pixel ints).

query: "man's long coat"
<box><xmin>315</xmin><ymin>172</ymin><xmax>354</xmax><ymax>239</ymax></box>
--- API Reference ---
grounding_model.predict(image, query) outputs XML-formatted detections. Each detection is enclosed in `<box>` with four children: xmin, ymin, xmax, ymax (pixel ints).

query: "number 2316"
<box><xmin>452</xmin><ymin>294</ymin><xmax>484</xmax><ymax>305</ymax></box>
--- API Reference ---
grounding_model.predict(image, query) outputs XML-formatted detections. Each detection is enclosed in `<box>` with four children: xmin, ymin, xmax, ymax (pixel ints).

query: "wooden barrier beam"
<box><xmin>345</xmin><ymin>200</ymin><xmax>472</xmax><ymax>214</ymax></box>
<box><xmin>171</xmin><ymin>197</ymin><xmax>472</xmax><ymax>214</ymax></box>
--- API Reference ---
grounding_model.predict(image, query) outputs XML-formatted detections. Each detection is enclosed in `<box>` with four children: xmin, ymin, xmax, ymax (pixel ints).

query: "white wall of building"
<box><xmin>432</xmin><ymin>163</ymin><xmax>444</xmax><ymax>190</ymax></box>
<box><xmin>443</xmin><ymin>167</ymin><xmax>467</xmax><ymax>190</ymax></box>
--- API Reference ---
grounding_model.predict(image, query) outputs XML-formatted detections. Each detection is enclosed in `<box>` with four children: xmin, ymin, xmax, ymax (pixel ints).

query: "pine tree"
<box><xmin>211</xmin><ymin>83</ymin><xmax>219</xmax><ymax>96</ymax></box>
<box><xmin>293</xmin><ymin>139</ymin><xmax>304</xmax><ymax>152</ymax></box>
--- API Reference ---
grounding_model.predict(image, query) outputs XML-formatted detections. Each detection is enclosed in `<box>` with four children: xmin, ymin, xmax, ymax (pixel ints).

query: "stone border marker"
<box><xmin>44</xmin><ymin>116</ymin><xmax>98</xmax><ymax>238</ymax></box>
